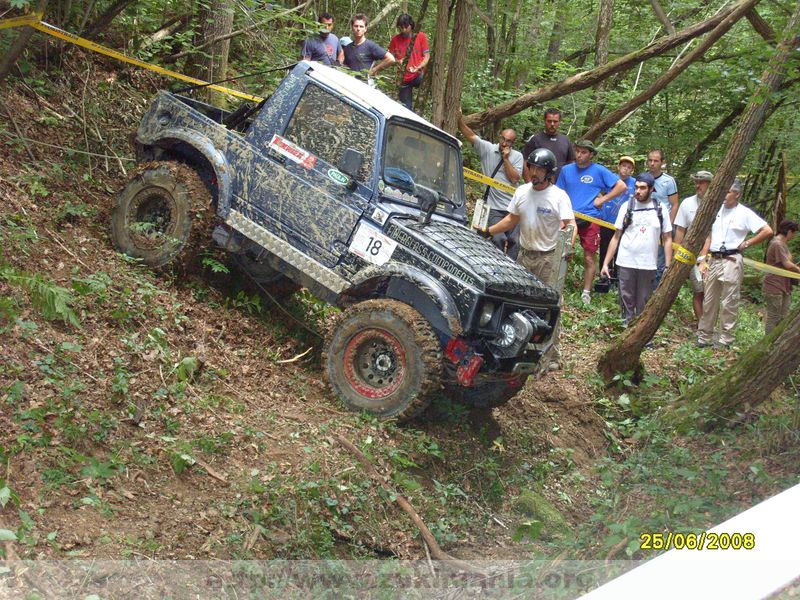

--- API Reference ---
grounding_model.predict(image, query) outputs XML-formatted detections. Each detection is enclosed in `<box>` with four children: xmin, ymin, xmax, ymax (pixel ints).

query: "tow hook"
<box><xmin>445</xmin><ymin>338</ymin><xmax>484</xmax><ymax>387</ymax></box>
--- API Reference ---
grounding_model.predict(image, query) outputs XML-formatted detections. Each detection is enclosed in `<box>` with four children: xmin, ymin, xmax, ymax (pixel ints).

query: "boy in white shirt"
<box><xmin>601</xmin><ymin>173</ymin><xmax>673</xmax><ymax>326</ymax></box>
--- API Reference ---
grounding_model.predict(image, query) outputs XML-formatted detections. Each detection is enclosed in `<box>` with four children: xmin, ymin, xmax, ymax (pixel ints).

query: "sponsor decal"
<box><xmin>327</xmin><ymin>168</ymin><xmax>348</xmax><ymax>186</ymax></box>
<box><xmin>391</xmin><ymin>228</ymin><xmax>478</xmax><ymax>287</ymax></box>
<box><xmin>371</xmin><ymin>207</ymin><xmax>389</xmax><ymax>225</ymax></box>
<box><xmin>268</xmin><ymin>134</ymin><xmax>317</xmax><ymax>170</ymax></box>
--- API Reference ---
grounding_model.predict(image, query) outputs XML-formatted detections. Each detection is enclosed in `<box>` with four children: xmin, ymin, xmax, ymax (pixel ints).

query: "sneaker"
<box><xmin>581</xmin><ymin>290</ymin><xmax>591</xmax><ymax>305</ymax></box>
<box><xmin>696</xmin><ymin>340</ymin><xmax>711</xmax><ymax>348</ymax></box>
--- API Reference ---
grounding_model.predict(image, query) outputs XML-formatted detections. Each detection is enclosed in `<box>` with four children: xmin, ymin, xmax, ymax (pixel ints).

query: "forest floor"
<box><xmin>0</xmin><ymin>55</ymin><xmax>798</xmax><ymax>594</ymax></box>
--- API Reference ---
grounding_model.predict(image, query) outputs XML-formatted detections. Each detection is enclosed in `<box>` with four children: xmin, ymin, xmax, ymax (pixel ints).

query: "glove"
<box><xmin>476</xmin><ymin>226</ymin><xmax>492</xmax><ymax>239</ymax></box>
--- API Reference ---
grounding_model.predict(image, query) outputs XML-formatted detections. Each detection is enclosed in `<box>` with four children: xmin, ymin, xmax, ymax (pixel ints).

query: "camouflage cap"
<box><xmin>574</xmin><ymin>139</ymin><xmax>597</xmax><ymax>153</ymax></box>
<box><xmin>690</xmin><ymin>170</ymin><xmax>714</xmax><ymax>181</ymax></box>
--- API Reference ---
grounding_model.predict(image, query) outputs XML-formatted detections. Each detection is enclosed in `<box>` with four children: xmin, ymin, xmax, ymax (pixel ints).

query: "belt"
<box><xmin>710</xmin><ymin>250</ymin><xmax>740</xmax><ymax>259</ymax></box>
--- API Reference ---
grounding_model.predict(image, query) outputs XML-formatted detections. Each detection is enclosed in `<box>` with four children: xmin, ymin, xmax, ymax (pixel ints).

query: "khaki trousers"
<box><xmin>764</xmin><ymin>292</ymin><xmax>791</xmax><ymax>334</ymax></box>
<box><xmin>518</xmin><ymin>247</ymin><xmax>559</xmax><ymax>361</ymax></box>
<box><xmin>697</xmin><ymin>255</ymin><xmax>743</xmax><ymax>346</ymax></box>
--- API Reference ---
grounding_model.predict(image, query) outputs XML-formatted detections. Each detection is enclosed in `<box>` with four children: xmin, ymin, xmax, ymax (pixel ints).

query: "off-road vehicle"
<box><xmin>112</xmin><ymin>61</ymin><xmax>561</xmax><ymax>419</ymax></box>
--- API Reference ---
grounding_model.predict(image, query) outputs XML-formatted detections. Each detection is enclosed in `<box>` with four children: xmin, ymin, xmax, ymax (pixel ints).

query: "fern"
<box><xmin>0</xmin><ymin>266</ymin><xmax>80</xmax><ymax>328</ymax></box>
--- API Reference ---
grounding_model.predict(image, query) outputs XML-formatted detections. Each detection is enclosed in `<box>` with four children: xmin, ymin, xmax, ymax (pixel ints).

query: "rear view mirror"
<box><xmin>338</xmin><ymin>148</ymin><xmax>363</xmax><ymax>179</ymax></box>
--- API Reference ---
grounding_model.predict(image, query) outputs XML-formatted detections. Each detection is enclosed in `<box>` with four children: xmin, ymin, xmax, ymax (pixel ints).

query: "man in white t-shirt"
<box><xmin>479</xmin><ymin>148</ymin><xmax>575</xmax><ymax>371</ymax></box>
<box><xmin>601</xmin><ymin>172</ymin><xmax>672</xmax><ymax>326</ymax></box>
<box><xmin>697</xmin><ymin>179</ymin><xmax>773</xmax><ymax>348</ymax></box>
<box><xmin>673</xmin><ymin>170</ymin><xmax>713</xmax><ymax>322</ymax></box>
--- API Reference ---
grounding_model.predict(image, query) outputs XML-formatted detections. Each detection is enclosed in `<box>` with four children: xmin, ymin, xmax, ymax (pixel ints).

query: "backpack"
<box><xmin>620</xmin><ymin>201</ymin><xmax>664</xmax><ymax>235</ymax></box>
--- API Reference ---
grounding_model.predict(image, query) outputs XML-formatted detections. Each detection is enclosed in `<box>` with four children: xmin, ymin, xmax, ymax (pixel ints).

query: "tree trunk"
<box><xmin>650</xmin><ymin>0</ymin><xmax>676</xmax><ymax>35</ymax></box>
<box><xmin>597</xmin><ymin>0</ymin><xmax>800</xmax><ymax>382</ymax></box>
<box><xmin>463</xmin><ymin>1</ymin><xmax>741</xmax><ymax>129</ymax></box>
<box><xmin>584</xmin><ymin>0</ymin><xmax>615</xmax><ymax>128</ymax></box>
<box><xmin>186</xmin><ymin>1</ymin><xmax>235</xmax><ymax>106</ymax></box>
<box><xmin>486</xmin><ymin>0</ymin><xmax>496</xmax><ymax>67</ymax></box>
<box><xmin>773</xmin><ymin>150</ymin><xmax>787</xmax><ymax>231</ymax></box>
<box><xmin>545</xmin><ymin>0</ymin><xmax>568</xmax><ymax>63</ymax></box>
<box><xmin>439</xmin><ymin>0</ymin><xmax>471</xmax><ymax>134</ymax></box>
<box><xmin>0</xmin><ymin>1</ymin><xmax>47</xmax><ymax>83</ymax></box>
<box><xmin>583</xmin><ymin>0</ymin><xmax>757</xmax><ymax>141</ymax></box>
<box><xmin>746</xmin><ymin>8</ymin><xmax>776</xmax><ymax>44</ymax></box>
<box><xmin>84</xmin><ymin>0</ymin><xmax>135</xmax><ymax>39</ymax></box>
<box><xmin>667</xmin><ymin>305</ymin><xmax>800</xmax><ymax>431</ymax></box>
<box><xmin>429</xmin><ymin>0</ymin><xmax>452</xmax><ymax>126</ymax></box>
<box><xmin>513</xmin><ymin>0</ymin><xmax>544</xmax><ymax>87</ymax></box>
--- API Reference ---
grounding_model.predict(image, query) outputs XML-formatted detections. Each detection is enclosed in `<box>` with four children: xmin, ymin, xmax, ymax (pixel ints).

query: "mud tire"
<box><xmin>111</xmin><ymin>161</ymin><xmax>213</xmax><ymax>269</ymax></box>
<box><xmin>324</xmin><ymin>300</ymin><xmax>442</xmax><ymax>420</ymax></box>
<box><xmin>445</xmin><ymin>376</ymin><xmax>529</xmax><ymax>409</ymax></box>
<box><xmin>229</xmin><ymin>253</ymin><xmax>300</xmax><ymax>301</ymax></box>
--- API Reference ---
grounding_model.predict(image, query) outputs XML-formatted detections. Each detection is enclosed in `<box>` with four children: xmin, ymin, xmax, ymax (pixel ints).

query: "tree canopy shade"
<box><xmin>597</xmin><ymin>0</ymin><xmax>800</xmax><ymax>381</ymax></box>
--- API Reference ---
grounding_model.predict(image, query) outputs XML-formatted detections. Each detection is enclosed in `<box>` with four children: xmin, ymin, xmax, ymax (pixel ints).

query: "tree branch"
<box><xmin>650</xmin><ymin>0</ymin><xmax>676</xmax><ymax>35</ymax></box>
<box><xmin>746</xmin><ymin>7</ymin><xmax>776</xmax><ymax>44</ymax></box>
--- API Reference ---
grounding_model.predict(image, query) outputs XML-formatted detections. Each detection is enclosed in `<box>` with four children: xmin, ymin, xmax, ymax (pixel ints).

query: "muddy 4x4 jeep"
<box><xmin>112</xmin><ymin>61</ymin><xmax>560</xmax><ymax>419</ymax></box>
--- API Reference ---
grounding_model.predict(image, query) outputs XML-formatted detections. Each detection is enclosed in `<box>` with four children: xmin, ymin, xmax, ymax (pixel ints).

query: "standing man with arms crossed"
<box><xmin>647</xmin><ymin>149</ymin><xmax>679</xmax><ymax>285</ymax></box>
<box><xmin>478</xmin><ymin>149</ymin><xmax>576</xmax><ymax>370</ymax></box>
<box><xmin>301</xmin><ymin>12</ymin><xmax>344</xmax><ymax>65</ymax></box>
<box><xmin>522</xmin><ymin>108</ymin><xmax>575</xmax><ymax>183</ymax></box>
<box><xmin>673</xmin><ymin>170</ymin><xmax>713</xmax><ymax>322</ymax></box>
<box><xmin>387</xmin><ymin>14</ymin><xmax>429</xmax><ymax>111</ymax></box>
<box><xmin>697</xmin><ymin>179</ymin><xmax>773</xmax><ymax>348</ymax></box>
<box><xmin>762</xmin><ymin>219</ymin><xmax>800</xmax><ymax>334</ymax></box>
<box><xmin>342</xmin><ymin>14</ymin><xmax>395</xmax><ymax>80</ymax></box>
<box><xmin>458</xmin><ymin>112</ymin><xmax>524</xmax><ymax>258</ymax></box>
<box><xmin>556</xmin><ymin>140</ymin><xmax>627</xmax><ymax>305</ymax></box>
<box><xmin>601</xmin><ymin>173</ymin><xmax>672</xmax><ymax>327</ymax></box>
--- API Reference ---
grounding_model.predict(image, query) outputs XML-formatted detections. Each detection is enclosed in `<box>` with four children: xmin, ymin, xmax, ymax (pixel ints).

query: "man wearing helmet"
<box><xmin>479</xmin><ymin>148</ymin><xmax>575</xmax><ymax>370</ymax></box>
<box><xmin>478</xmin><ymin>148</ymin><xmax>576</xmax><ymax>286</ymax></box>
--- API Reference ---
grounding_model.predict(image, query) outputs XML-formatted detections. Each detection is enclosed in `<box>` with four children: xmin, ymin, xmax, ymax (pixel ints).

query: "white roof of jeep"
<box><xmin>303</xmin><ymin>60</ymin><xmax>460</xmax><ymax>146</ymax></box>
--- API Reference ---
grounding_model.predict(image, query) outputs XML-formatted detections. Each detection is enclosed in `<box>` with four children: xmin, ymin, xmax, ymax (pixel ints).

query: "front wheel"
<box><xmin>111</xmin><ymin>161</ymin><xmax>212</xmax><ymax>269</ymax></box>
<box><xmin>324</xmin><ymin>300</ymin><xmax>442</xmax><ymax>420</ymax></box>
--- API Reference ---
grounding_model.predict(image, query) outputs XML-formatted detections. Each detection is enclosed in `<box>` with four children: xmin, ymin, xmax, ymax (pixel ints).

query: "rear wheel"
<box><xmin>324</xmin><ymin>300</ymin><xmax>442</xmax><ymax>420</ymax></box>
<box><xmin>111</xmin><ymin>161</ymin><xmax>212</xmax><ymax>269</ymax></box>
<box><xmin>445</xmin><ymin>375</ymin><xmax>529</xmax><ymax>409</ymax></box>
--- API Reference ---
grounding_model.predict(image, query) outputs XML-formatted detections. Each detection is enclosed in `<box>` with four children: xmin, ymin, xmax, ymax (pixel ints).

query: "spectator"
<box><xmin>522</xmin><ymin>108</ymin><xmax>575</xmax><ymax>183</ymax></box>
<box><xmin>647</xmin><ymin>149</ymin><xmax>678</xmax><ymax>285</ymax></box>
<box><xmin>599</xmin><ymin>156</ymin><xmax>636</xmax><ymax>283</ymax></box>
<box><xmin>763</xmin><ymin>219</ymin><xmax>800</xmax><ymax>334</ymax></box>
<box><xmin>601</xmin><ymin>173</ymin><xmax>672</xmax><ymax>326</ymax></box>
<box><xmin>342</xmin><ymin>14</ymin><xmax>395</xmax><ymax>78</ymax></box>
<box><xmin>387</xmin><ymin>14</ymin><xmax>429</xmax><ymax>111</ymax></box>
<box><xmin>458</xmin><ymin>111</ymin><xmax>523</xmax><ymax>258</ymax></box>
<box><xmin>697</xmin><ymin>179</ymin><xmax>773</xmax><ymax>348</ymax></box>
<box><xmin>479</xmin><ymin>148</ymin><xmax>576</xmax><ymax>370</ymax></box>
<box><xmin>673</xmin><ymin>170</ymin><xmax>714</xmax><ymax>322</ymax></box>
<box><xmin>556</xmin><ymin>139</ymin><xmax>627</xmax><ymax>305</ymax></box>
<box><xmin>301</xmin><ymin>12</ymin><xmax>344</xmax><ymax>66</ymax></box>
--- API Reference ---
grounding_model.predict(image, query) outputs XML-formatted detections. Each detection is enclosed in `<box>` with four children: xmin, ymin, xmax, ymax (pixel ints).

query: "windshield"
<box><xmin>383</xmin><ymin>123</ymin><xmax>464</xmax><ymax>207</ymax></box>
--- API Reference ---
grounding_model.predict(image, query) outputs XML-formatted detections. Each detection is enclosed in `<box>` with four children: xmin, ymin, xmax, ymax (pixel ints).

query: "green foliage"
<box><xmin>1</xmin><ymin>266</ymin><xmax>80</xmax><ymax>327</ymax></box>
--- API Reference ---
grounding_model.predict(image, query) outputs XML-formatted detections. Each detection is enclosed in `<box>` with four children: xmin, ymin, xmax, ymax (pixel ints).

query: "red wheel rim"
<box><xmin>342</xmin><ymin>328</ymin><xmax>406</xmax><ymax>399</ymax></box>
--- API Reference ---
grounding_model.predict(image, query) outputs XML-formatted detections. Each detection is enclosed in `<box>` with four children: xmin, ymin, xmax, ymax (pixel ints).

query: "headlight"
<box><xmin>479</xmin><ymin>302</ymin><xmax>495</xmax><ymax>327</ymax></box>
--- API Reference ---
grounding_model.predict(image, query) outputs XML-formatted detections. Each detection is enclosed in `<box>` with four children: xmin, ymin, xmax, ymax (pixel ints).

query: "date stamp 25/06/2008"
<box><xmin>639</xmin><ymin>531</ymin><xmax>755</xmax><ymax>551</ymax></box>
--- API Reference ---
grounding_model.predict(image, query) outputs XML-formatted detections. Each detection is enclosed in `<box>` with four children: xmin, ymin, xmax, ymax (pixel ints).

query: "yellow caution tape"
<box><xmin>673</xmin><ymin>244</ymin><xmax>697</xmax><ymax>266</ymax></box>
<box><xmin>1</xmin><ymin>14</ymin><xmax>262</xmax><ymax>102</ymax></box>
<box><xmin>743</xmin><ymin>257</ymin><xmax>800</xmax><ymax>280</ymax></box>
<box><xmin>573</xmin><ymin>211</ymin><xmax>615</xmax><ymax>230</ymax></box>
<box><xmin>463</xmin><ymin>167</ymin><xmax>517</xmax><ymax>195</ymax></box>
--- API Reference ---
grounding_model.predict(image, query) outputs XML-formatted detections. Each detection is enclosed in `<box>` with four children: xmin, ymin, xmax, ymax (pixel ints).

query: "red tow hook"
<box><xmin>445</xmin><ymin>338</ymin><xmax>484</xmax><ymax>387</ymax></box>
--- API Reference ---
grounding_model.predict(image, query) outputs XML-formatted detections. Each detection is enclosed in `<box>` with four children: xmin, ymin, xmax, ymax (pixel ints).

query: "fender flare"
<box><xmin>344</xmin><ymin>262</ymin><xmax>463</xmax><ymax>336</ymax></box>
<box><xmin>137</xmin><ymin>127</ymin><xmax>234</xmax><ymax>218</ymax></box>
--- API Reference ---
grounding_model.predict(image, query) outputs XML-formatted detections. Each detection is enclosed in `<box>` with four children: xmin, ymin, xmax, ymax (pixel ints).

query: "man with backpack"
<box><xmin>600</xmin><ymin>173</ymin><xmax>673</xmax><ymax>326</ymax></box>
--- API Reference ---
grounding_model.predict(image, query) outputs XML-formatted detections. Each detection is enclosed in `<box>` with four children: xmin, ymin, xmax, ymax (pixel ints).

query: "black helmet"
<box><xmin>527</xmin><ymin>148</ymin><xmax>557</xmax><ymax>177</ymax></box>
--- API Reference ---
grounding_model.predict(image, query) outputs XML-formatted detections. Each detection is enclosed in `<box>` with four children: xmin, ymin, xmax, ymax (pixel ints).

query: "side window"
<box><xmin>283</xmin><ymin>84</ymin><xmax>377</xmax><ymax>183</ymax></box>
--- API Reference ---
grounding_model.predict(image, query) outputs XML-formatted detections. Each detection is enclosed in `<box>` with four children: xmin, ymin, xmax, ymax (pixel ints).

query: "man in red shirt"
<box><xmin>387</xmin><ymin>14</ymin><xmax>430</xmax><ymax>111</ymax></box>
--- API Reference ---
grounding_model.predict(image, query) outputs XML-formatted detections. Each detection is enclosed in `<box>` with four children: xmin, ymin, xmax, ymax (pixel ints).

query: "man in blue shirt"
<box><xmin>301</xmin><ymin>13</ymin><xmax>344</xmax><ymax>66</ymax></box>
<box><xmin>647</xmin><ymin>148</ymin><xmax>678</xmax><ymax>285</ymax></box>
<box><xmin>556</xmin><ymin>139</ymin><xmax>627</xmax><ymax>304</ymax></box>
<box><xmin>342</xmin><ymin>13</ymin><xmax>395</xmax><ymax>78</ymax></box>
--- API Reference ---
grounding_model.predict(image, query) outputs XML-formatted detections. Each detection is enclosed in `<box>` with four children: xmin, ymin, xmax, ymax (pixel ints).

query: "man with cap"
<box><xmin>599</xmin><ymin>156</ymin><xmax>636</xmax><ymax>283</ymax></box>
<box><xmin>601</xmin><ymin>173</ymin><xmax>672</xmax><ymax>326</ymax></box>
<box><xmin>556</xmin><ymin>139</ymin><xmax>628</xmax><ymax>304</ymax></box>
<box><xmin>458</xmin><ymin>111</ymin><xmax>523</xmax><ymax>258</ymax></box>
<box><xmin>673</xmin><ymin>170</ymin><xmax>713</xmax><ymax>321</ymax></box>
<box><xmin>696</xmin><ymin>179</ymin><xmax>773</xmax><ymax>348</ymax></box>
<box><xmin>478</xmin><ymin>148</ymin><xmax>576</xmax><ymax>370</ymax></box>
<box><xmin>522</xmin><ymin>108</ymin><xmax>575</xmax><ymax>183</ymax></box>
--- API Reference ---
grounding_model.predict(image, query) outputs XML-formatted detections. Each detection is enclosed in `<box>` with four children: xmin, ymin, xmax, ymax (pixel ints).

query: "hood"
<box><xmin>385</xmin><ymin>219</ymin><xmax>559</xmax><ymax>305</ymax></box>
